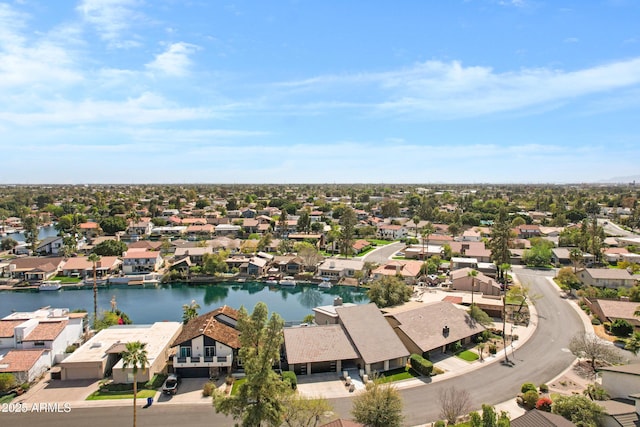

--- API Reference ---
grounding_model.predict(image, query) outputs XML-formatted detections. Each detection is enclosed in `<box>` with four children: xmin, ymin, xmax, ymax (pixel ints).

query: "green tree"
<box><xmin>468</xmin><ymin>304</ymin><xmax>494</xmax><ymax>328</ymax></box>
<box><xmin>481</xmin><ymin>404</ymin><xmax>498</xmax><ymax>427</ymax></box>
<box><xmin>297</xmin><ymin>209</ymin><xmax>311</xmax><ymax>234</ymax></box>
<box><xmin>87</xmin><ymin>253</ymin><xmax>101</xmax><ymax>329</ymax></box>
<box><xmin>0</xmin><ymin>237</ymin><xmax>18</xmax><ymax>251</ymax></box>
<box><xmin>23</xmin><ymin>215</ymin><xmax>39</xmax><ymax>253</ymax></box>
<box><xmin>367</xmin><ymin>276</ymin><xmax>413</xmax><ymax>308</ymax></box>
<box><xmin>121</xmin><ymin>341</ymin><xmax>148</xmax><ymax>427</ymax></box>
<box><xmin>490</xmin><ymin>208</ymin><xmax>512</xmax><ymax>282</ymax></box>
<box><xmin>570</xmin><ymin>248</ymin><xmax>584</xmax><ymax>273</ymax></box>
<box><xmin>202</xmin><ymin>251</ymin><xmax>230</xmax><ymax>275</ymax></box>
<box><xmin>522</xmin><ymin>240</ymin><xmax>553</xmax><ymax>267</ymax></box>
<box><xmin>278</xmin><ymin>210</ymin><xmax>288</xmax><ymax>238</ymax></box>
<box><xmin>182</xmin><ymin>300</ymin><xmax>200</xmax><ymax>324</ymax></box>
<box><xmin>95</xmin><ymin>309</ymin><xmax>132</xmax><ymax>331</ymax></box>
<box><xmin>93</xmin><ymin>239</ymin><xmax>128</xmax><ymax>256</ymax></box>
<box><xmin>624</xmin><ymin>332</ymin><xmax>640</xmax><ymax>355</ymax></box>
<box><xmin>552</xmin><ymin>394</ymin><xmax>604</xmax><ymax>427</ymax></box>
<box><xmin>294</xmin><ymin>241</ymin><xmax>323</xmax><ymax>272</ymax></box>
<box><xmin>0</xmin><ymin>372</ymin><xmax>17</xmax><ymax>393</ymax></box>
<box><xmin>556</xmin><ymin>267</ymin><xmax>582</xmax><ymax>290</ymax></box>
<box><xmin>99</xmin><ymin>216</ymin><xmax>128</xmax><ymax>235</ymax></box>
<box><xmin>421</xmin><ymin>222</ymin><xmax>435</xmax><ymax>261</ymax></box>
<box><xmin>338</xmin><ymin>206</ymin><xmax>357</xmax><ymax>258</ymax></box>
<box><xmin>351</xmin><ymin>381</ymin><xmax>404</xmax><ymax>427</ymax></box>
<box><xmin>213</xmin><ymin>302</ymin><xmax>289</xmax><ymax>427</ymax></box>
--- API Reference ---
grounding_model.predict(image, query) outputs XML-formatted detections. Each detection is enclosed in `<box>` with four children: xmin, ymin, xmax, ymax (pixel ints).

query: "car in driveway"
<box><xmin>162</xmin><ymin>374</ymin><xmax>180</xmax><ymax>395</ymax></box>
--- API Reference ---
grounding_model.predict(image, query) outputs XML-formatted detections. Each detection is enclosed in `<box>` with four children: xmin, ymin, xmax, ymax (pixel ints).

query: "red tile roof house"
<box><xmin>284</xmin><ymin>303</ymin><xmax>410</xmax><ymax>376</ymax></box>
<box><xmin>61</xmin><ymin>256</ymin><xmax>121</xmax><ymax>279</ymax></box>
<box><xmin>371</xmin><ymin>260</ymin><xmax>423</xmax><ymax>284</ymax></box>
<box><xmin>171</xmin><ymin>306</ymin><xmax>240</xmax><ymax>378</ymax></box>
<box><xmin>0</xmin><ymin>349</ymin><xmax>50</xmax><ymax>383</ymax></box>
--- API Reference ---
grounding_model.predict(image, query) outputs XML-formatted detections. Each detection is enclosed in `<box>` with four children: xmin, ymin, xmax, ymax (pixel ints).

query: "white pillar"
<box><xmin>336</xmin><ymin>360</ymin><xmax>342</xmax><ymax>373</ymax></box>
<box><xmin>306</xmin><ymin>362</ymin><xmax>311</xmax><ymax>375</ymax></box>
<box><xmin>384</xmin><ymin>360</ymin><xmax>389</xmax><ymax>371</ymax></box>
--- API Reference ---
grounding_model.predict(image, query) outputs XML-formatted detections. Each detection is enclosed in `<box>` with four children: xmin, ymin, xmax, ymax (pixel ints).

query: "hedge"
<box><xmin>409</xmin><ymin>354</ymin><xmax>433</xmax><ymax>376</ymax></box>
<box><xmin>282</xmin><ymin>371</ymin><xmax>297</xmax><ymax>389</ymax></box>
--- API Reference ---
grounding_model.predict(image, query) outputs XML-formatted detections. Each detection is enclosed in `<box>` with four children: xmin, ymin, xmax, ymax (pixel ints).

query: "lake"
<box><xmin>0</xmin><ymin>282</ymin><xmax>370</xmax><ymax>323</ymax></box>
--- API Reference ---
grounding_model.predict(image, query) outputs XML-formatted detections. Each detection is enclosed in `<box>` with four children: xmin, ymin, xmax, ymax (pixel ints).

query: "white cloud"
<box><xmin>145</xmin><ymin>42</ymin><xmax>199</xmax><ymax>77</ymax></box>
<box><xmin>564</xmin><ymin>37</ymin><xmax>579</xmax><ymax>43</ymax></box>
<box><xmin>77</xmin><ymin>0</ymin><xmax>144</xmax><ymax>48</ymax></box>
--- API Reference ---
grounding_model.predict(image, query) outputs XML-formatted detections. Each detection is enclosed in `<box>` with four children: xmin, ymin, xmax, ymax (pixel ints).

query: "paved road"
<box><xmin>361</xmin><ymin>241</ymin><xmax>405</xmax><ymax>264</ymax></box>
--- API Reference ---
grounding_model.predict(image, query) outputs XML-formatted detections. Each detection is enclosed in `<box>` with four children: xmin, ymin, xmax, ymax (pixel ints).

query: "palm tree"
<box><xmin>421</xmin><ymin>222</ymin><xmax>435</xmax><ymax>261</ymax></box>
<box><xmin>121</xmin><ymin>341</ymin><xmax>148</xmax><ymax>427</ymax></box>
<box><xmin>87</xmin><ymin>253</ymin><xmax>102</xmax><ymax>329</ymax></box>
<box><xmin>182</xmin><ymin>300</ymin><xmax>200</xmax><ymax>324</ymax></box>
<box><xmin>569</xmin><ymin>248</ymin><xmax>583</xmax><ymax>273</ymax></box>
<box><xmin>468</xmin><ymin>269</ymin><xmax>478</xmax><ymax>306</ymax></box>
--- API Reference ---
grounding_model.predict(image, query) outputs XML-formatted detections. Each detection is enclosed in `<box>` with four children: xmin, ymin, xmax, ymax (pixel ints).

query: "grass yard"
<box><xmin>366</xmin><ymin>239</ymin><xmax>392</xmax><ymax>246</ymax></box>
<box><xmin>456</xmin><ymin>350</ymin><xmax>480</xmax><ymax>362</ymax></box>
<box><xmin>53</xmin><ymin>275</ymin><xmax>83</xmax><ymax>284</ymax></box>
<box><xmin>230</xmin><ymin>377</ymin><xmax>246</xmax><ymax>395</ymax></box>
<box><xmin>86</xmin><ymin>389</ymin><xmax>156</xmax><ymax>400</ymax></box>
<box><xmin>0</xmin><ymin>393</ymin><xmax>15</xmax><ymax>404</ymax></box>
<box><xmin>376</xmin><ymin>367</ymin><xmax>421</xmax><ymax>384</ymax></box>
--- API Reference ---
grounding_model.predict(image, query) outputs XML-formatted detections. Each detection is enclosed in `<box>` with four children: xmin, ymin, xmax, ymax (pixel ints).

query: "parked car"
<box><xmin>162</xmin><ymin>374</ymin><xmax>180</xmax><ymax>395</ymax></box>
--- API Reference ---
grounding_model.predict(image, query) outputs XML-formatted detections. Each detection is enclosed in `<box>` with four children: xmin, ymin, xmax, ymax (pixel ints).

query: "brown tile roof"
<box><xmin>385</xmin><ymin>302</ymin><xmax>485</xmax><ymax>353</ymax></box>
<box><xmin>23</xmin><ymin>320</ymin><xmax>67</xmax><ymax>341</ymax></box>
<box><xmin>583</xmin><ymin>268</ymin><xmax>635</xmax><ymax>280</ymax></box>
<box><xmin>123</xmin><ymin>249</ymin><xmax>161</xmax><ymax>259</ymax></box>
<box><xmin>128</xmin><ymin>241</ymin><xmax>163</xmax><ymax>250</ymax></box>
<box><xmin>335</xmin><ymin>303</ymin><xmax>410</xmax><ymax>365</ymax></box>
<box><xmin>593</xmin><ymin>299</ymin><xmax>640</xmax><ymax>324</ymax></box>
<box><xmin>599</xmin><ymin>362</ymin><xmax>640</xmax><ymax>376</ymax></box>
<box><xmin>62</xmin><ymin>256</ymin><xmax>120</xmax><ymax>270</ymax></box>
<box><xmin>10</xmin><ymin>257</ymin><xmax>65</xmax><ymax>271</ymax></box>
<box><xmin>0</xmin><ymin>349</ymin><xmax>46</xmax><ymax>373</ymax></box>
<box><xmin>0</xmin><ymin>320</ymin><xmax>26</xmax><ymax>338</ymax></box>
<box><xmin>172</xmin><ymin>306</ymin><xmax>240</xmax><ymax>349</ymax></box>
<box><xmin>283</xmin><ymin>325</ymin><xmax>359</xmax><ymax>364</ymax></box>
<box><xmin>511</xmin><ymin>409</ymin><xmax>576</xmax><ymax>427</ymax></box>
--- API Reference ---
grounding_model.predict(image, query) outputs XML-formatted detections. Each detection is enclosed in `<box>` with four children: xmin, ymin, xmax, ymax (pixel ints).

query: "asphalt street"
<box><xmin>4</xmin><ymin>268</ymin><xmax>587</xmax><ymax>427</ymax></box>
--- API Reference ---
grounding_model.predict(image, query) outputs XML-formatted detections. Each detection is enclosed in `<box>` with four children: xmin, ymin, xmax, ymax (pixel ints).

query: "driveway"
<box><xmin>154</xmin><ymin>378</ymin><xmax>213</xmax><ymax>405</ymax></box>
<box><xmin>361</xmin><ymin>241</ymin><xmax>405</xmax><ymax>264</ymax></box>
<box><xmin>14</xmin><ymin>373</ymin><xmax>100</xmax><ymax>405</ymax></box>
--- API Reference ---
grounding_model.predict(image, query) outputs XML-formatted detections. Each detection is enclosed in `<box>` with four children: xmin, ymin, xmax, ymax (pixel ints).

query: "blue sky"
<box><xmin>1</xmin><ymin>0</ymin><xmax>639</xmax><ymax>184</ymax></box>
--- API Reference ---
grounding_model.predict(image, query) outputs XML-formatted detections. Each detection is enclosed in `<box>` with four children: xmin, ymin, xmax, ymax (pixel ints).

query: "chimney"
<box><xmin>443</xmin><ymin>325</ymin><xmax>450</xmax><ymax>337</ymax></box>
<box><xmin>333</xmin><ymin>297</ymin><xmax>343</xmax><ymax>306</ymax></box>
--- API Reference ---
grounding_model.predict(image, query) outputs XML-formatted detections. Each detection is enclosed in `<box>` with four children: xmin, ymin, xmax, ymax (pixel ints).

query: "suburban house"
<box><xmin>61</xmin><ymin>256</ymin><xmax>121</xmax><ymax>279</ymax></box>
<box><xmin>450</xmin><ymin>268</ymin><xmax>502</xmax><ymax>297</ymax></box>
<box><xmin>576</xmin><ymin>268</ymin><xmax>637</xmax><ymax>288</ymax></box>
<box><xmin>449</xmin><ymin>242</ymin><xmax>492</xmax><ymax>262</ymax></box>
<box><xmin>461</xmin><ymin>229</ymin><xmax>482</xmax><ymax>242</ymax></box>
<box><xmin>171</xmin><ymin>306</ymin><xmax>240</xmax><ymax>378</ymax></box>
<box><xmin>352</xmin><ymin>239</ymin><xmax>372</xmax><ymax>255</ymax></box>
<box><xmin>0</xmin><ymin>307</ymin><xmax>87</xmax><ymax>366</ymax></box>
<box><xmin>551</xmin><ymin>247</ymin><xmax>595</xmax><ymax>267</ymax></box>
<box><xmin>126</xmin><ymin>219</ymin><xmax>154</xmax><ymax>239</ymax></box>
<box><xmin>317</xmin><ymin>258</ymin><xmax>365</xmax><ymax>280</ymax></box>
<box><xmin>585</xmin><ymin>298</ymin><xmax>640</xmax><ymax>330</ymax></box>
<box><xmin>513</xmin><ymin>224</ymin><xmax>542</xmax><ymax>239</ymax></box>
<box><xmin>122</xmin><ymin>248</ymin><xmax>163</xmax><ymax>274</ymax></box>
<box><xmin>598</xmin><ymin>363</ymin><xmax>640</xmax><ymax>427</ymax></box>
<box><xmin>450</xmin><ymin>257</ymin><xmax>478</xmax><ymax>270</ymax></box>
<box><xmin>185</xmin><ymin>224</ymin><xmax>215</xmax><ymax>239</ymax></box>
<box><xmin>284</xmin><ymin>302</ymin><xmax>409</xmax><ymax>376</ymax></box>
<box><xmin>0</xmin><ymin>349</ymin><xmax>51</xmax><ymax>383</ymax></box>
<box><xmin>371</xmin><ymin>260</ymin><xmax>423</xmax><ymax>284</ymax></box>
<box><xmin>272</xmin><ymin>255</ymin><xmax>304</xmax><ymax>275</ymax></box>
<box><xmin>404</xmin><ymin>244</ymin><xmax>444</xmax><ymax>260</ymax></box>
<box><xmin>36</xmin><ymin>236</ymin><xmax>65</xmax><ymax>256</ymax></box>
<box><xmin>8</xmin><ymin>257</ymin><xmax>65</xmax><ymax>281</ymax></box>
<box><xmin>603</xmin><ymin>247</ymin><xmax>640</xmax><ymax>264</ymax></box>
<box><xmin>214</xmin><ymin>224</ymin><xmax>242</xmax><ymax>236</ymax></box>
<box><xmin>511</xmin><ymin>409</ymin><xmax>576</xmax><ymax>427</ymax></box>
<box><xmin>376</xmin><ymin>224</ymin><xmax>408</xmax><ymax>240</ymax></box>
<box><xmin>383</xmin><ymin>301</ymin><xmax>485</xmax><ymax>357</ymax></box>
<box><xmin>174</xmin><ymin>247</ymin><xmax>214</xmax><ymax>265</ymax></box>
<box><xmin>58</xmin><ymin>322</ymin><xmax>182</xmax><ymax>382</ymax></box>
<box><xmin>79</xmin><ymin>221</ymin><xmax>102</xmax><ymax>238</ymax></box>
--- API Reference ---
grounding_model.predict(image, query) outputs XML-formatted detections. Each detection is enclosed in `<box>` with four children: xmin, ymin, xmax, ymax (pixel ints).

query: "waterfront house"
<box><xmin>8</xmin><ymin>257</ymin><xmax>65</xmax><ymax>281</ymax></box>
<box><xmin>58</xmin><ymin>321</ymin><xmax>182</xmax><ymax>382</ymax></box>
<box><xmin>0</xmin><ymin>349</ymin><xmax>50</xmax><ymax>383</ymax></box>
<box><xmin>36</xmin><ymin>236</ymin><xmax>64</xmax><ymax>256</ymax></box>
<box><xmin>61</xmin><ymin>256</ymin><xmax>121</xmax><ymax>279</ymax></box>
<box><xmin>0</xmin><ymin>307</ymin><xmax>87</xmax><ymax>365</ymax></box>
<box><xmin>170</xmin><ymin>306</ymin><xmax>240</xmax><ymax>378</ymax></box>
<box><xmin>122</xmin><ymin>248</ymin><xmax>163</xmax><ymax>274</ymax></box>
<box><xmin>371</xmin><ymin>260</ymin><xmax>422</xmax><ymax>284</ymax></box>
<box><xmin>272</xmin><ymin>255</ymin><xmax>304</xmax><ymax>275</ymax></box>
<box><xmin>174</xmin><ymin>246</ymin><xmax>213</xmax><ymax>265</ymax></box>
<box><xmin>317</xmin><ymin>258</ymin><xmax>365</xmax><ymax>280</ymax></box>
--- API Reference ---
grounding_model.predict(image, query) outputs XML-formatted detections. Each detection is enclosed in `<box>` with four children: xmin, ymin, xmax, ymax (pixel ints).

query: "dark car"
<box><xmin>162</xmin><ymin>374</ymin><xmax>180</xmax><ymax>395</ymax></box>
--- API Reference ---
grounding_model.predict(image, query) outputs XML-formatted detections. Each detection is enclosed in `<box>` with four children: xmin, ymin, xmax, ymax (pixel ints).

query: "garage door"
<box><xmin>176</xmin><ymin>367</ymin><xmax>209</xmax><ymax>378</ymax></box>
<box><xmin>63</xmin><ymin>365</ymin><xmax>102</xmax><ymax>380</ymax></box>
<box><xmin>310</xmin><ymin>361</ymin><xmax>335</xmax><ymax>374</ymax></box>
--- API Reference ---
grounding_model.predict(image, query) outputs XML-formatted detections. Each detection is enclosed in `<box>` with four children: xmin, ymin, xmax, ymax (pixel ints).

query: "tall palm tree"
<box><xmin>569</xmin><ymin>248</ymin><xmax>583</xmax><ymax>273</ymax></box>
<box><xmin>421</xmin><ymin>222</ymin><xmax>435</xmax><ymax>262</ymax></box>
<box><xmin>468</xmin><ymin>269</ymin><xmax>478</xmax><ymax>306</ymax></box>
<box><xmin>122</xmin><ymin>341</ymin><xmax>148</xmax><ymax>427</ymax></box>
<box><xmin>87</xmin><ymin>253</ymin><xmax>102</xmax><ymax>329</ymax></box>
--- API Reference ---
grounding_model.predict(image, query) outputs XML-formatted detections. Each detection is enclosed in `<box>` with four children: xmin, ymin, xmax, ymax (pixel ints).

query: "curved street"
<box><xmin>5</xmin><ymin>268</ymin><xmax>587</xmax><ymax>427</ymax></box>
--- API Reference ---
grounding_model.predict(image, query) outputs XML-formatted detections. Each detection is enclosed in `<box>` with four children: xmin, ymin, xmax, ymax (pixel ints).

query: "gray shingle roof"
<box><xmin>283</xmin><ymin>324</ymin><xmax>359</xmax><ymax>364</ymax></box>
<box><xmin>511</xmin><ymin>409</ymin><xmax>576</xmax><ymax>427</ymax></box>
<box><xmin>335</xmin><ymin>303</ymin><xmax>409</xmax><ymax>365</ymax></box>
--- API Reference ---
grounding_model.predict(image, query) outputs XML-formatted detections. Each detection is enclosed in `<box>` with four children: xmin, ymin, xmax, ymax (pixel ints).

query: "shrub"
<box><xmin>282</xmin><ymin>371</ymin><xmax>297</xmax><ymax>390</ymax></box>
<box><xmin>20</xmin><ymin>382</ymin><xmax>30</xmax><ymax>391</ymax></box>
<box><xmin>0</xmin><ymin>373</ymin><xmax>17</xmax><ymax>393</ymax></box>
<box><xmin>610</xmin><ymin>319</ymin><xmax>633</xmax><ymax>337</ymax></box>
<box><xmin>591</xmin><ymin>317</ymin><xmax>601</xmax><ymax>325</ymax></box>
<box><xmin>521</xmin><ymin>382</ymin><xmax>537</xmax><ymax>393</ymax></box>
<box><xmin>409</xmin><ymin>354</ymin><xmax>433</xmax><ymax>376</ymax></box>
<box><xmin>536</xmin><ymin>396</ymin><xmax>553</xmax><ymax>412</ymax></box>
<box><xmin>539</xmin><ymin>383</ymin><xmax>549</xmax><ymax>393</ymax></box>
<box><xmin>434</xmin><ymin>421</ymin><xmax>446</xmax><ymax>427</ymax></box>
<box><xmin>65</xmin><ymin>344</ymin><xmax>77</xmax><ymax>353</ymax></box>
<box><xmin>603</xmin><ymin>321</ymin><xmax>612</xmax><ymax>332</ymax></box>
<box><xmin>225</xmin><ymin>376</ymin><xmax>234</xmax><ymax>386</ymax></box>
<box><xmin>488</xmin><ymin>344</ymin><xmax>497</xmax><ymax>354</ymax></box>
<box><xmin>452</xmin><ymin>340</ymin><xmax>462</xmax><ymax>353</ymax></box>
<box><xmin>145</xmin><ymin>374</ymin><xmax>166</xmax><ymax>389</ymax></box>
<box><xmin>522</xmin><ymin>390</ymin><xmax>539</xmax><ymax>410</ymax></box>
<box><xmin>202</xmin><ymin>381</ymin><xmax>215</xmax><ymax>397</ymax></box>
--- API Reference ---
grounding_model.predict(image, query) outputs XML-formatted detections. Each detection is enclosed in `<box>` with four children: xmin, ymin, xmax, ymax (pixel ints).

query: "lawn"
<box><xmin>86</xmin><ymin>389</ymin><xmax>157</xmax><ymax>400</ymax></box>
<box><xmin>366</xmin><ymin>239</ymin><xmax>392</xmax><ymax>246</ymax></box>
<box><xmin>53</xmin><ymin>275</ymin><xmax>83</xmax><ymax>284</ymax></box>
<box><xmin>0</xmin><ymin>393</ymin><xmax>15</xmax><ymax>404</ymax></box>
<box><xmin>456</xmin><ymin>350</ymin><xmax>480</xmax><ymax>362</ymax></box>
<box><xmin>230</xmin><ymin>377</ymin><xmax>246</xmax><ymax>395</ymax></box>
<box><xmin>376</xmin><ymin>367</ymin><xmax>420</xmax><ymax>384</ymax></box>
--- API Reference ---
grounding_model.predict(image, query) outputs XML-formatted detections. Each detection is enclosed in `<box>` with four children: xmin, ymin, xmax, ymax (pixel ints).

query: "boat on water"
<box><xmin>318</xmin><ymin>280</ymin><xmax>332</xmax><ymax>289</ymax></box>
<box><xmin>265</xmin><ymin>277</ymin><xmax>279</xmax><ymax>285</ymax></box>
<box><xmin>38</xmin><ymin>280</ymin><xmax>62</xmax><ymax>291</ymax></box>
<box><xmin>279</xmin><ymin>276</ymin><xmax>297</xmax><ymax>287</ymax></box>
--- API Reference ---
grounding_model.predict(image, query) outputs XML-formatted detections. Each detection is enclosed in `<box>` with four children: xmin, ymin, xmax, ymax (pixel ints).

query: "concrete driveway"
<box><xmin>14</xmin><ymin>372</ymin><xmax>100</xmax><ymax>405</ymax></box>
<box><xmin>154</xmin><ymin>378</ymin><xmax>216</xmax><ymax>405</ymax></box>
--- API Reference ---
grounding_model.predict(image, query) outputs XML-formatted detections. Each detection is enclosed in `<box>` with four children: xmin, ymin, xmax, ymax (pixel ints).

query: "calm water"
<box><xmin>4</xmin><ymin>225</ymin><xmax>59</xmax><ymax>242</ymax></box>
<box><xmin>0</xmin><ymin>282</ymin><xmax>369</xmax><ymax>323</ymax></box>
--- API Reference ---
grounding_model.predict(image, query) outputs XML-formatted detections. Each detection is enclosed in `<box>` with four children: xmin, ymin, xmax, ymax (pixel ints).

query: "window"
<box><xmin>204</xmin><ymin>346</ymin><xmax>215</xmax><ymax>357</ymax></box>
<box><xmin>34</xmin><ymin>341</ymin><xmax>45</xmax><ymax>347</ymax></box>
<box><xmin>180</xmin><ymin>346</ymin><xmax>191</xmax><ymax>358</ymax></box>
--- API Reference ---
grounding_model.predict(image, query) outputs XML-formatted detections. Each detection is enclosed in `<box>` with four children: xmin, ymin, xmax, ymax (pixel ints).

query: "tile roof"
<box><xmin>385</xmin><ymin>301</ymin><xmax>485</xmax><ymax>353</ymax></box>
<box><xmin>23</xmin><ymin>320</ymin><xmax>68</xmax><ymax>341</ymax></box>
<box><xmin>0</xmin><ymin>320</ymin><xmax>26</xmax><ymax>338</ymax></box>
<box><xmin>599</xmin><ymin>362</ymin><xmax>640</xmax><ymax>376</ymax></box>
<box><xmin>593</xmin><ymin>299</ymin><xmax>640</xmax><ymax>323</ymax></box>
<box><xmin>582</xmin><ymin>268</ymin><xmax>635</xmax><ymax>280</ymax></box>
<box><xmin>10</xmin><ymin>257</ymin><xmax>65</xmax><ymax>271</ymax></box>
<box><xmin>511</xmin><ymin>409</ymin><xmax>576</xmax><ymax>427</ymax></box>
<box><xmin>283</xmin><ymin>325</ymin><xmax>359</xmax><ymax>364</ymax></box>
<box><xmin>123</xmin><ymin>250</ymin><xmax>161</xmax><ymax>259</ymax></box>
<box><xmin>0</xmin><ymin>349</ymin><xmax>46</xmax><ymax>373</ymax></box>
<box><xmin>335</xmin><ymin>303</ymin><xmax>409</xmax><ymax>365</ymax></box>
<box><xmin>319</xmin><ymin>420</ymin><xmax>365</xmax><ymax>427</ymax></box>
<box><xmin>62</xmin><ymin>256</ymin><xmax>120</xmax><ymax>270</ymax></box>
<box><xmin>172</xmin><ymin>306</ymin><xmax>240</xmax><ymax>349</ymax></box>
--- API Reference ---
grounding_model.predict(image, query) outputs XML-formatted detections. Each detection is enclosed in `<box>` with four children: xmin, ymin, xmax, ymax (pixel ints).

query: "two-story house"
<box><xmin>171</xmin><ymin>306</ymin><xmax>240</xmax><ymax>378</ymax></box>
<box><xmin>122</xmin><ymin>249</ymin><xmax>163</xmax><ymax>274</ymax></box>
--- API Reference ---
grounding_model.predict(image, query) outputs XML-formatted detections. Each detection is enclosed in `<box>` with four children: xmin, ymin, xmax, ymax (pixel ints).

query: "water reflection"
<box><xmin>297</xmin><ymin>287</ymin><xmax>324</xmax><ymax>309</ymax></box>
<box><xmin>203</xmin><ymin>285</ymin><xmax>230</xmax><ymax>305</ymax></box>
